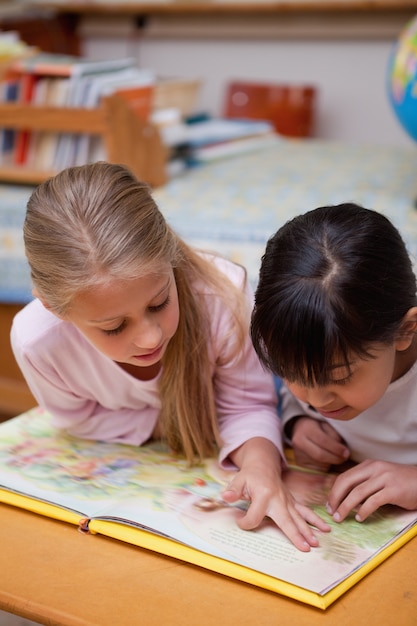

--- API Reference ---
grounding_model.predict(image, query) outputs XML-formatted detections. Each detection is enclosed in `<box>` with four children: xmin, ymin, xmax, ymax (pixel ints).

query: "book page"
<box><xmin>0</xmin><ymin>408</ymin><xmax>416</xmax><ymax>598</ymax></box>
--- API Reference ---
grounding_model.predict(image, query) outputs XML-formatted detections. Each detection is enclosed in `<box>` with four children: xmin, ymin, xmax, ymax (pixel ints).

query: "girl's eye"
<box><xmin>149</xmin><ymin>296</ymin><xmax>170</xmax><ymax>313</ymax></box>
<box><xmin>100</xmin><ymin>295</ymin><xmax>170</xmax><ymax>335</ymax></box>
<box><xmin>103</xmin><ymin>321</ymin><xmax>126</xmax><ymax>336</ymax></box>
<box><xmin>331</xmin><ymin>376</ymin><xmax>351</xmax><ymax>386</ymax></box>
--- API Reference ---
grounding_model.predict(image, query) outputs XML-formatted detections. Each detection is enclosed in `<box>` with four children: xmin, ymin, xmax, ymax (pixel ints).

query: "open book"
<box><xmin>0</xmin><ymin>407</ymin><xmax>416</xmax><ymax>610</ymax></box>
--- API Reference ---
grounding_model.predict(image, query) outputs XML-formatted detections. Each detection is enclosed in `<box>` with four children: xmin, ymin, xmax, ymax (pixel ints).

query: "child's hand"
<box><xmin>223</xmin><ymin>438</ymin><xmax>331</xmax><ymax>552</ymax></box>
<box><xmin>326</xmin><ymin>460</ymin><xmax>417</xmax><ymax>523</ymax></box>
<box><xmin>291</xmin><ymin>417</ymin><xmax>350</xmax><ymax>471</ymax></box>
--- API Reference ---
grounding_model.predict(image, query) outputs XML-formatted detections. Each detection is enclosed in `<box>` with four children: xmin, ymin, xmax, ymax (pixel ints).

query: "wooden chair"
<box><xmin>223</xmin><ymin>81</ymin><xmax>317</xmax><ymax>138</ymax></box>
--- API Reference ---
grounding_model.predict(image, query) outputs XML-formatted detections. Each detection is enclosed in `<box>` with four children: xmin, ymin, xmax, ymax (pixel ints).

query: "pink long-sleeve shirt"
<box><xmin>11</xmin><ymin>256</ymin><xmax>281</xmax><ymax>466</ymax></box>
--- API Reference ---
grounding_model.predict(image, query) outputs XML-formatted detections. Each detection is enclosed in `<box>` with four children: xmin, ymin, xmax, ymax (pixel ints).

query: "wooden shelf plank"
<box><xmin>0</xmin><ymin>95</ymin><xmax>167</xmax><ymax>187</ymax></box>
<box><xmin>0</xmin><ymin>167</ymin><xmax>56</xmax><ymax>185</ymax></box>
<box><xmin>0</xmin><ymin>104</ymin><xmax>107</xmax><ymax>133</ymax></box>
<box><xmin>28</xmin><ymin>1</ymin><xmax>417</xmax><ymax>14</ymax></box>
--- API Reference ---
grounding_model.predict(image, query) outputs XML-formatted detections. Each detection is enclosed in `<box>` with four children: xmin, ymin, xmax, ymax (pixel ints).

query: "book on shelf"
<box><xmin>13</xmin><ymin>71</ymin><xmax>38</xmax><ymax>165</ymax></box>
<box><xmin>1</xmin><ymin>407</ymin><xmax>416</xmax><ymax>610</ymax></box>
<box><xmin>0</xmin><ymin>76</ymin><xmax>19</xmax><ymax>165</ymax></box>
<box><xmin>8</xmin><ymin>52</ymin><xmax>138</xmax><ymax>80</ymax></box>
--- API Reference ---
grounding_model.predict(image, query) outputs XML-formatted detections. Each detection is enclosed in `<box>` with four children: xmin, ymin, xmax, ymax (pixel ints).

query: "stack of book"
<box><xmin>162</xmin><ymin>115</ymin><xmax>277</xmax><ymax>169</ymax></box>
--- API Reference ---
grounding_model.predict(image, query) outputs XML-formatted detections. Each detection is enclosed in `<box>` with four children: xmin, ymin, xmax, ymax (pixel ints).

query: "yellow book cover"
<box><xmin>0</xmin><ymin>407</ymin><xmax>416</xmax><ymax>610</ymax></box>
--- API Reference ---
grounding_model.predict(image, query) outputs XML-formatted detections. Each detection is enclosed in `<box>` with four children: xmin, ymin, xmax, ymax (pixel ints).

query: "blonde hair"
<box><xmin>24</xmin><ymin>162</ymin><xmax>248</xmax><ymax>462</ymax></box>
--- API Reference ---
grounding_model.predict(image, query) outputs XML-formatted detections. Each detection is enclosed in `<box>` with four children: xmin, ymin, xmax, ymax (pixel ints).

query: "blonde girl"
<box><xmin>12</xmin><ymin>162</ymin><xmax>327</xmax><ymax>551</ymax></box>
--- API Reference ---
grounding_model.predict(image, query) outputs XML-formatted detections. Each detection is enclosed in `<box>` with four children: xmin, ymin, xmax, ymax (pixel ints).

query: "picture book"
<box><xmin>0</xmin><ymin>407</ymin><xmax>416</xmax><ymax>610</ymax></box>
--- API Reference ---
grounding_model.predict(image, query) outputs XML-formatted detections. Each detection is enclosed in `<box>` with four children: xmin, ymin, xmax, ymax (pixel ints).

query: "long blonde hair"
<box><xmin>24</xmin><ymin>162</ymin><xmax>248</xmax><ymax>462</ymax></box>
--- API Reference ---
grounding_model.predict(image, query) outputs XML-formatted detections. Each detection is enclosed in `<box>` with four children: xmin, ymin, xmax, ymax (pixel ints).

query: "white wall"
<box><xmin>82</xmin><ymin>33</ymin><xmax>414</xmax><ymax>148</ymax></box>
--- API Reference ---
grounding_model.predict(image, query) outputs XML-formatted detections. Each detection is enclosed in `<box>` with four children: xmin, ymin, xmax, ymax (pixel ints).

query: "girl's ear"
<box><xmin>395</xmin><ymin>306</ymin><xmax>417</xmax><ymax>351</ymax></box>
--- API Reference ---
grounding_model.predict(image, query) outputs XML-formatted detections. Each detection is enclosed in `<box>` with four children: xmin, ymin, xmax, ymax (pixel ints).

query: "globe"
<box><xmin>387</xmin><ymin>16</ymin><xmax>417</xmax><ymax>142</ymax></box>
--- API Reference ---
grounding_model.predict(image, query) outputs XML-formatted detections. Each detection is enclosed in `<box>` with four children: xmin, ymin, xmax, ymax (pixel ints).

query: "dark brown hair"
<box><xmin>251</xmin><ymin>203</ymin><xmax>417</xmax><ymax>385</ymax></box>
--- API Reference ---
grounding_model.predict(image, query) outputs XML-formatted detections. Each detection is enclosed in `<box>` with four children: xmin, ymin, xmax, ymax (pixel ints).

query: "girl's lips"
<box><xmin>317</xmin><ymin>406</ymin><xmax>349</xmax><ymax>419</ymax></box>
<box><xmin>133</xmin><ymin>345</ymin><xmax>163</xmax><ymax>362</ymax></box>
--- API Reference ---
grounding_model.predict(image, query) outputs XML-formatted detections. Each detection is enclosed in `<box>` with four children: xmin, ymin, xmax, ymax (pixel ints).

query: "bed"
<box><xmin>154</xmin><ymin>138</ymin><xmax>417</xmax><ymax>287</ymax></box>
<box><xmin>2</xmin><ymin>137</ymin><xmax>417</xmax><ymax>302</ymax></box>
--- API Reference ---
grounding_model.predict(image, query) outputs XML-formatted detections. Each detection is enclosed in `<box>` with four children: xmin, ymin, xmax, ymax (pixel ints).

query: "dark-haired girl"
<box><xmin>251</xmin><ymin>203</ymin><xmax>417</xmax><ymax>524</ymax></box>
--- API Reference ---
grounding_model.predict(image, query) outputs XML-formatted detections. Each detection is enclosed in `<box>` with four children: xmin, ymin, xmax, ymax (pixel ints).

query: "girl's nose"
<box><xmin>132</xmin><ymin>319</ymin><xmax>162</xmax><ymax>350</ymax></box>
<box><xmin>288</xmin><ymin>382</ymin><xmax>335</xmax><ymax>409</ymax></box>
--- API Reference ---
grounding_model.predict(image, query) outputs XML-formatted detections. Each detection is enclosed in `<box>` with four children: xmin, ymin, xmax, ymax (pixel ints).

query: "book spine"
<box><xmin>13</xmin><ymin>72</ymin><xmax>38</xmax><ymax>165</ymax></box>
<box><xmin>0</xmin><ymin>78</ymin><xmax>19</xmax><ymax>165</ymax></box>
<box><xmin>78</xmin><ymin>517</ymin><xmax>92</xmax><ymax>533</ymax></box>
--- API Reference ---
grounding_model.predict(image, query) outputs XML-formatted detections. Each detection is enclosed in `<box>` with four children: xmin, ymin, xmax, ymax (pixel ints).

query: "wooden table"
<box><xmin>1</xmin><ymin>502</ymin><xmax>416</xmax><ymax>626</ymax></box>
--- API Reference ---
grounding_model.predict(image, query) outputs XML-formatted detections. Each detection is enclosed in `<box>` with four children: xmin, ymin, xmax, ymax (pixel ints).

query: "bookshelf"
<box><xmin>0</xmin><ymin>94</ymin><xmax>168</xmax><ymax>187</ymax></box>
